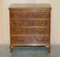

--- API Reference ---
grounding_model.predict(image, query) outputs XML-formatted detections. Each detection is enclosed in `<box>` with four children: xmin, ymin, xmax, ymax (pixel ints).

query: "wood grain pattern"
<box><xmin>9</xmin><ymin>4</ymin><xmax>51</xmax><ymax>52</ymax></box>
<box><xmin>10</xmin><ymin>19</ymin><xmax>49</xmax><ymax>26</ymax></box>
<box><xmin>11</xmin><ymin>36</ymin><xmax>49</xmax><ymax>44</ymax></box>
<box><xmin>10</xmin><ymin>11</ymin><xmax>50</xmax><ymax>18</ymax></box>
<box><xmin>11</xmin><ymin>28</ymin><xmax>49</xmax><ymax>34</ymax></box>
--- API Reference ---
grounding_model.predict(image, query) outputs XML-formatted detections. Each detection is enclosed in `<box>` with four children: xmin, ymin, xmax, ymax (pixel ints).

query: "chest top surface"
<box><xmin>9</xmin><ymin>4</ymin><xmax>51</xmax><ymax>9</ymax></box>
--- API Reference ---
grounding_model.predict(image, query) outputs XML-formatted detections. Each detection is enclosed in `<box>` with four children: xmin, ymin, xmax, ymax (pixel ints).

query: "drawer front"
<box><xmin>10</xmin><ymin>19</ymin><xmax>49</xmax><ymax>26</ymax></box>
<box><xmin>11</xmin><ymin>36</ymin><xmax>49</xmax><ymax>44</ymax></box>
<box><xmin>10</xmin><ymin>11</ymin><xmax>50</xmax><ymax>18</ymax></box>
<box><xmin>10</xmin><ymin>28</ymin><xmax>49</xmax><ymax>35</ymax></box>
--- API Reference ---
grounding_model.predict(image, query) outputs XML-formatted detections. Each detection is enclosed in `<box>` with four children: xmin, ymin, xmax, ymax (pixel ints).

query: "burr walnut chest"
<box><xmin>9</xmin><ymin>4</ymin><xmax>51</xmax><ymax>52</ymax></box>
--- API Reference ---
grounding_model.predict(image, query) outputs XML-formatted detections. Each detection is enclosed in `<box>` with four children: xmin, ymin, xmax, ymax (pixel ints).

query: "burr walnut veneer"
<box><xmin>9</xmin><ymin>4</ymin><xmax>51</xmax><ymax>52</ymax></box>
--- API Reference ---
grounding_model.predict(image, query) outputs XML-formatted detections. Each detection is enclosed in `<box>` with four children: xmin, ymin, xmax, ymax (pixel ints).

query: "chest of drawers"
<box><xmin>9</xmin><ymin>4</ymin><xmax>51</xmax><ymax>52</ymax></box>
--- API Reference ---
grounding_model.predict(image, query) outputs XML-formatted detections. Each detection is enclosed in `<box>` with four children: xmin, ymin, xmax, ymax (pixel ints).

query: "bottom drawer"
<box><xmin>11</xmin><ymin>36</ymin><xmax>49</xmax><ymax>44</ymax></box>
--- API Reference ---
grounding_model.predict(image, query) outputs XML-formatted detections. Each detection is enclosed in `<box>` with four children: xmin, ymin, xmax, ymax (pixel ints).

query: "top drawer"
<box><xmin>9</xmin><ymin>8</ymin><xmax>50</xmax><ymax>18</ymax></box>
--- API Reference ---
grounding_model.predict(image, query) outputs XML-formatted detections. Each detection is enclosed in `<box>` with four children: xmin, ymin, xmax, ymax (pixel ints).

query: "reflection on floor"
<box><xmin>0</xmin><ymin>45</ymin><xmax>60</xmax><ymax>57</ymax></box>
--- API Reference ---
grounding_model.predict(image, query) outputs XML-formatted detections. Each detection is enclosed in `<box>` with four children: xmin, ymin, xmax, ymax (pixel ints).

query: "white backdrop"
<box><xmin>10</xmin><ymin>0</ymin><xmax>49</xmax><ymax>4</ymax></box>
<box><xmin>0</xmin><ymin>0</ymin><xmax>60</xmax><ymax>44</ymax></box>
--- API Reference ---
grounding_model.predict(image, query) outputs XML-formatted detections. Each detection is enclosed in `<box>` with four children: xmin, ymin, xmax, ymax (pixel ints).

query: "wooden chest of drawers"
<box><xmin>9</xmin><ymin>4</ymin><xmax>51</xmax><ymax>52</ymax></box>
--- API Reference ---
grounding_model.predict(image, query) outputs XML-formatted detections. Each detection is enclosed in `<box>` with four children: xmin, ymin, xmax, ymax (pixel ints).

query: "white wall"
<box><xmin>0</xmin><ymin>0</ymin><xmax>2</xmax><ymax>44</ymax></box>
<box><xmin>50</xmin><ymin>0</ymin><xmax>60</xmax><ymax>44</ymax></box>
<box><xmin>0</xmin><ymin>0</ymin><xmax>60</xmax><ymax>44</ymax></box>
<box><xmin>10</xmin><ymin>0</ymin><xmax>50</xmax><ymax>4</ymax></box>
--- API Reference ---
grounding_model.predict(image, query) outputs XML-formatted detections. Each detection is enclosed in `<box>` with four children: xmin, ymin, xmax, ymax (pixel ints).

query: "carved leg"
<box><xmin>10</xmin><ymin>48</ymin><xmax>13</xmax><ymax>52</ymax></box>
<box><xmin>46</xmin><ymin>45</ymin><xmax>51</xmax><ymax>53</ymax></box>
<box><xmin>10</xmin><ymin>45</ymin><xmax>15</xmax><ymax>52</ymax></box>
<box><xmin>48</xmin><ymin>48</ymin><xmax>51</xmax><ymax>53</ymax></box>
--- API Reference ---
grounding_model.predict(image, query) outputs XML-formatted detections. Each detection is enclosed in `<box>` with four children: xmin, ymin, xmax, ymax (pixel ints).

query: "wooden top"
<box><xmin>9</xmin><ymin>4</ymin><xmax>51</xmax><ymax>9</ymax></box>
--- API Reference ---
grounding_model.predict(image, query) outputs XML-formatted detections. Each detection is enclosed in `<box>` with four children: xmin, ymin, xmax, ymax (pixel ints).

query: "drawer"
<box><xmin>10</xmin><ymin>19</ymin><xmax>49</xmax><ymax>26</ymax></box>
<box><xmin>10</xmin><ymin>11</ymin><xmax>50</xmax><ymax>18</ymax></box>
<box><xmin>11</xmin><ymin>36</ymin><xmax>49</xmax><ymax>44</ymax></box>
<box><xmin>11</xmin><ymin>28</ymin><xmax>49</xmax><ymax>35</ymax></box>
